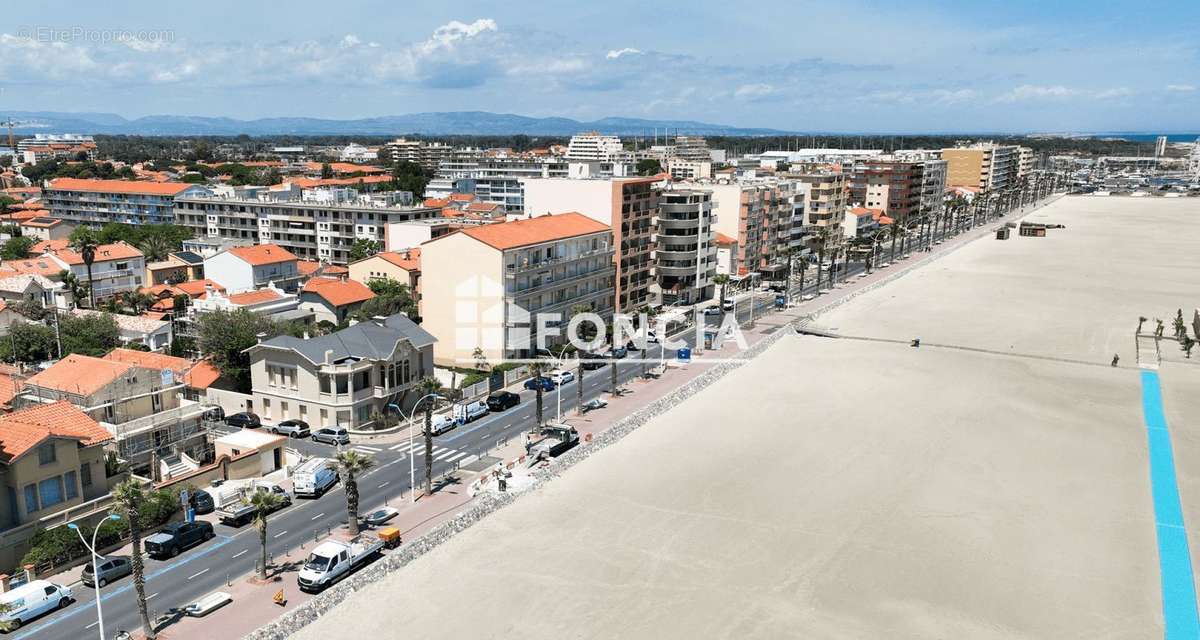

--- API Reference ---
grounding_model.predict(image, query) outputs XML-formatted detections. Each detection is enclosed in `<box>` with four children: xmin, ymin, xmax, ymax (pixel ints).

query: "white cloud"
<box><xmin>997</xmin><ymin>84</ymin><xmax>1078</xmax><ymax>102</ymax></box>
<box><xmin>340</xmin><ymin>34</ymin><xmax>361</xmax><ymax>49</ymax></box>
<box><xmin>734</xmin><ymin>83</ymin><xmax>777</xmax><ymax>100</ymax></box>
<box><xmin>1166</xmin><ymin>84</ymin><xmax>1196</xmax><ymax>92</ymax></box>
<box><xmin>1093</xmin><ymin>87</ymin><xmax>1132</xmax><ymax>99</ymax></box>
<box><xmin>605</xmin><ymin>47</ymin><xmax>641</xmax><ymax>60</ymax></box>
<box><xmin>417</xmin><ymin>19</ymin><xmax>497</xmax><ymax>55</ymax></box>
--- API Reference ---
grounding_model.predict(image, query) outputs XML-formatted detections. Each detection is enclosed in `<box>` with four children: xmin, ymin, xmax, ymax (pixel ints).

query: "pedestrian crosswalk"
<box><xmin>349</xmin><ymin>444</ymin><xmax>382</xmax><ymax>455</ymax></box>
<box><xmin>384</xmin><ymin>442</ymin><xmax>467</xmax><ymax>462</ymax></box>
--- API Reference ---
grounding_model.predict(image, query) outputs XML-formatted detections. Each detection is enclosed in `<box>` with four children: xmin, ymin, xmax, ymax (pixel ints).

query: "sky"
<box><xmin>1</xmin><ymin>0</ymin><xmax>1198</xmax><ymax>133</ymax></box>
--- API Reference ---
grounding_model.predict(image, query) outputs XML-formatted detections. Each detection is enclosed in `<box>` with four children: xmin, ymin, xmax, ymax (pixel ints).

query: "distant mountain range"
<box><xmin>3</xmin><ymin>111</ymin><xmax>791</xmax><ymax>137</ymax></box>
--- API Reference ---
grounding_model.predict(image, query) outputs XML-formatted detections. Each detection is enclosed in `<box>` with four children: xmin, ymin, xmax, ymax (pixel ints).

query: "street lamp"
<box><xmin>69</xmin><ymin>514</ymin><xmax>121</xmax><ymax>640</ymax></box>
<box><xmin>551</xmin><ymin>345</ymin><xmax>572</xmax><ymax>422</ymax></box>
<box><xmin>389</xmin><ymin>394</ymin><xmax>442</xmax><ymax>504</ymax></box>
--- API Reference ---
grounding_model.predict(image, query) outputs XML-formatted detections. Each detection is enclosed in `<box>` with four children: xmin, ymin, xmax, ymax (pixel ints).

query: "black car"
<box><xmin>486</xmin><ymin>391</ymin><xmax>520</xmax><ymax>412</ymax></box>
<box><xmin>189</xmin><ymin>489</ymin><xmax>215</xmax><ymax>515</ymax></box>
<box><xmin>225</xmin><ymin>412</ymin><xmax>261</xmax><ymax>429</ymax></box>
<box><xmin>580</xmin><ymin>353</ymin><xmax>606</xmax><ymax>370</ymax></box>
<box><xmin>144</xmin><ymin>521</ymin><xmax>214</xmax><ymax>559</ymax></box>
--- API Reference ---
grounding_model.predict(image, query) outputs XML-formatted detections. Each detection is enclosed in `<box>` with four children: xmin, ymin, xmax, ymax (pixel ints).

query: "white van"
<box><xmin>293</xmin><ymin>457</ymin><xmax>338</xmax><ymax>498</ymax></box>
<box><xmin>453</xmin><ymin>400</ymin><xmax>489</xmax><ymax>424</ymax></box>
<box><xmin>0</xmin><ymin>580</ymin><xmax>73</xmax><ymax>630</ymax></box>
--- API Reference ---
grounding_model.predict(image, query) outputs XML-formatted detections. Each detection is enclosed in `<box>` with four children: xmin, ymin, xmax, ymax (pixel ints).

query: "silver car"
<box><xmin>270</xmin><ymin>419</ymin><xmax>311</xmax><ymax>438</ymax></box>
<box><xmin>312</xmin><ymin>426</ymin><xmax>350</xmax><ymax>445</ymax></box>
<box><xmin>80</xmin><ymin>556</ymin><xmax>132</xmax><ymax>588</ymax></box>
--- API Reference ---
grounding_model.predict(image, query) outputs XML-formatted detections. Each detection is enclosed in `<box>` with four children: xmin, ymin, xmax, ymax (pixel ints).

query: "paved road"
<box><xmin>17</xmin><ymin>205</ymin><xmax>1019</xmax><ymax>640</ymax></box>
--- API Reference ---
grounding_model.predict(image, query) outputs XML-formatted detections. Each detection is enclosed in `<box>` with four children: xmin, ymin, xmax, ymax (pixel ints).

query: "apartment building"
<box><xmin>1017</xmin><ymin>146</ymin><xmax>1035</xmax><ymax>178</ymax></box>
<box><xmin>348</xmin><ymin>249</ymin><xmax>420</xmax><ymax>308</ymax></box>
<box><xmin>714</xmin><ymin>232</ymin><xmax>739</xmax><ymax>277</ymax></box>
<box><xmin>44</xmin><ymin>178</ymin><xmax>204</xmax><ymax>226</ymax></box>
<box><xmin>16</xmin><ymin>351</ymin><xmax>210</xmax><ymax>478</ymax></box>
<box><xmin>421</xmin><ymin>213</ymin><xmax>615</xmax><ymax>366</ymax></box>
<box><xmin>174</xmin><ymin>186</ymin><xmax>440</xmax><ymax>264</ymax></box>
<box><xmin>384</xmin><ymin>138</ymin><xmax>453</xmax><ymax>171</ymax></box>
<box><xmin>521</xmin><ymin>176</ymin><xmax>659</xmax><ymax>312</ymax></box>
<box><xmin>204</xmin><ymin>243</ymin><xmax>301</xmax><ymax>293</ymax></box>
<box><xmin>43</xmin><ymin>240</ymin><xmax>146</xmax><ymax>300</ymax></box>
<box><xmin>941</xmin><ymin>143</ymin><xmax>1020</xmax><ymax>190</ymax></box>
<box><xmin>246</xmin><ymin>313</ymin><xmax>435</xmax><ymax>426</ymax></box>
<box><xmin>0</xmin><ymin>401</ymin><xmax>112</xmax><ymax>532</ymax></box>
<box><xmin>427</xmin><ymin>151</ymin><xmax>570</xmax><ymax>212</ymax></box>
<box><xmin>299</xmin><ymin>276</ymin><xmax>376</xmax><ymax>324</ymax></box>
<box><xmin>794</xmin><ymin>172</ymin><xmax>849</xmax><ymax>249</ymax></box>
<box><xmin>691</xmin><ymin>179</ymin><xmax>798</xmax><ymax>281</ymax></box>
<box><xmin>565</xmin><ymin>133</ymin><xmax>624</xmax><ymax>161</ymax></box>
<box><xmin>666</xmin><ymin>158</ymin><xmax>713</xmax><ymax>180</ymax></box>
<box><xmin>18</xmin><ymin>134</ymin><xmax>97</xmax><ymax>164</ymax></box>
<box><xmin>848</xmin><ymin>160</ymin><xmax>929</xmax><ymax>225</ymax></box>
<box><xmin>656</xmin><ymin>189</ymin><xmax>716</xmax><ymax>306</ymax></box>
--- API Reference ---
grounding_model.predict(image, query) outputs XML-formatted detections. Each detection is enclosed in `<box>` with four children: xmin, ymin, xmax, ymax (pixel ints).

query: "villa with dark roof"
<box><xmin>245</xmin><ymin>313</ymin><xmax>436</xmax><ymax>428</ymax></box>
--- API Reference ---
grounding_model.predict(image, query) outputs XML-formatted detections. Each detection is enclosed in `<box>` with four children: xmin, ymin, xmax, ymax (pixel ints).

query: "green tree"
<box><xmin>0</xmin><ymin>321</ymin><xmax>57</xmax><ymax>362</ymax></box>
<box><xmin>111</xmin><ymin>480</ymin><xmax>157</xmax><ymax>640</ymax></box>
<box><xmin>59</xmin><ymin>312</ymin><xmax>121</xmax><ymax>357</ymax></box>
<box><xmin>349</xmin><ymin>238</ymin><xmax>383</xmax><ymax>262</ymax></box>
<box><xmin>713</xmin><ymin>274</ymin><xmax>730</xmax><ymax>308</ymax></box>
<box><xmin>70</xmin><ymin>227</ymin><xmax>100</xmax><ymax>309</ymax></box>
<box><xmin>391</xmin><ymin>161</ymin><xmax>431</xmax><ymax>198</ymax></box>
<box><xmin>636</xmin><ymin>159</ymin><xmax>663</xmax><ymax>176</ymax></box>
<box><xmin>196</xmin><ymin>308</ymin><xmax>280</xmax><ymax>393</ymax></box>
<box><xmin>527</xmin><ymin>360</ymin><xmax>550</xmax><ymax>433</ymax></box>
<box><xmin>355</xmin><ymin>279</ymin><xmax>417</xmax><ymax>320</ymax></box>
<box><xmin>336</xmin><ymin>450</ymin><xmax>376</xmax><ymax>535</ymax></box>
<box><xmin>249</xmin><ymin>490</ymin><xmax>285</xmax><ymax>580</ymax></box>
<box><xmin>0</xmin><ymin>236</ymin><xmax>34</xmax><ymax>260</ymax></box>
<box><xmin>416</xmin><ymin>376</ymin><xmax>443</xmax><ymax>496</ymax></box>
<box><xmin>320</xmin><ymin>163</ymin><xmax>333</xmax><ymax>179</ymax></box>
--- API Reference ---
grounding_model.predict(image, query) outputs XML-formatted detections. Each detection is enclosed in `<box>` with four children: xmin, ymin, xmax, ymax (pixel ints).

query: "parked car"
<box><xmin>270</xmin><ymin>419</ymin><xmax>311</xmax><ymax>438</ymax></box>
<box><xmin>722</xmin><ymin>297</ymin><xmax>735</xmax><ymax>311</ymax></box>
<box><xmin>362</xmin><ymin>506</ymin><xmax>399</xmax><ymax>527</ymax></box>
<box><xmin>225</xmin><ymin>412</ymin><xmax>261</xmax><ymax>429</ymax></box>
<box><xmin>189</xmin><ymin>489</ymin><xmax>215</xmax><ymax>515</ymax></box>
<box><xmin>144</xmin><ymin>521</ymin><xmax>214</xmax><ymax>560</ymax></box>
<box><xmin>80</xmin><ymin>556</ymin><xmax>132</xmax><ymax>588</ymax></box>
<box><xmin>312</xmin><ymin>426</ymin><xmax>350</xmax><ymax>446</ymax></box>
<box><xmin>548</xmin><ymin>370</ymin><xmax>575</xmax><ymax>385</ymax></box>
<box><xmin>453</xmin><ymin>399</ymin><xmax>489</xmax><ymax>423</ymax></box>
<box><xmin>703</xmin><ymin>305</ymin><xmax>721</xmax><ymax>316</ymax></box>
<box><xmin>625</xmin><ymin>340</ymin><xmax>641</xmax><ymax>352</ymax></box>
<box><xmin>0</xmin><ymin>580</ymin><xmax>73</xmax><ymax>631</ymax></box>
<box><xmin>524</xmin><ymin>376</ymin><xmax>556</xmax><ymax>392</ymax></box>
<box><xmin>610</xmin><ymin>346</ymin><xmax>628</xmax><ymax>359</ymax></box>
<box><xmin>429</xmin><ymin>413</ymin><xmax>460</xmax><ymax>436</ymax></box>
<box><xmin>580</xmin><ymin>353</ymin><xmax>607</xmax><ymax>370</ymax></box>
<box><xmin>486</xmin><ymin>391</ymin><xmax>520</xmax><ymax>411</ymax></box>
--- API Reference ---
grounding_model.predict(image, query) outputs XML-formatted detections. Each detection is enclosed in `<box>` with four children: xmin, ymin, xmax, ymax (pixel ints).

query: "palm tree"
<box><xmin>569</xmin><ymin>304</ymin><xmax>592</xmax><ymax>414</ymax></box>
<box><xmin>249</xmin><ymin>490</ymin><xmax>284</xmax><ymax>579</ymax></box>
<box><xmin>528</xmin><ymin>359</ymin><xmax>549</xmax><ymax>432</ymax></box>
<box><xmin>796</xmin><ymin>255</ymin><xmax>809</xmax><ymax>294</ymax></box>
<box><xmin>889</xmin><ymin>222</ymin><xmax>900</xmax><ymax>261</ymax></box>
<box><xmin>336</xmin><ymin>450</ymin><xmax>376</xmax><ymax>534</ymax></box>
<box><xmin>137</xmin><ymin>234</ymin><xmax>173</xmax><ymax>263</ymax></box>
<box><xmin>713</xmin><ymin>273</ymin><xmax>730</xmax><ymax>308</ymax></box>
<box><xmin>111</xmin><ymin>480</ymin><xmax>156</xmax><ymax>640</ymax></box>
<box><xmin>415</xmin><ymin>376</ymin><xmax>443</xmax><ymax>496</ymax></box>
<box><xmin>70</xmin><ymin>228</ymin><xmax>100</xmax><ymax>309</ymax></box>
<box><xmin>127</xmin><ymin>290</ymin><xmax>155</xmax><ymax>315</ymax></box>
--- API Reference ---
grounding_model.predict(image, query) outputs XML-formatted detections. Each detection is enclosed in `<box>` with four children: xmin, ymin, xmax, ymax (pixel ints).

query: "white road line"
<box><xmin>355</xmin><ymin>445</ymin><xmax>382</xmax><ymax>452</ymax></box>
<box><xmin>378</xmin><ymin>481</ymin><xmax>390</xmax><ymax>489</ymax></box>
<box><xmin>435</xmin><ymin>450</ymin><xmax>458</xmax><ymax>461</ymax></box>
<box><xmin>432</xmin><ymin>446</ymin><xmax>448</xmax><ymax>454</ymax></box>
<box><xmin>389</xmin><ymin>443</ymin><xmax>406</xmax><ymax>451</ymax></box>
<box><xmin>146</xmin><ymin>592</ymin><xmax>159</xmax><ymax>600</ymax></box>
<box><xmin>310</xmin><ymin>512</ymin><xmax>325</xmax><ymax>521</ymax></box>
<box><xmin>352</xmin><ymin>447</ymin><xmax>378</xmax><ymax>455</ymax></box>
<box><xmin>188</xmin><ymin>568</ymin><xmax>210</xmax><ymax>580</ymax></box>
<box><xmin>232</xmin><ymin>549</ymin><xmax>249</xmax><ymax>559</ymax></box>
<box><xmin>445</xmin><ymin>452</ymin><xmax>467</xmax><ymax>462</ymax></box>
<box><xmin>86</xmin><ymin>621</ymin><xmax>99</xmax><ymax>630</ymax></box>
<box><xmin>274</xmin><ymin>530</ymin><xmax>288</xmax><ymax>539</ymax></box>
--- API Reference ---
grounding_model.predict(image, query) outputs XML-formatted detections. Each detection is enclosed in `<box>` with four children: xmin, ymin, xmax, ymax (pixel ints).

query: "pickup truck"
<box><xmin>297</xmin><ymin>537</ymin><xmax>384</xmax><ymax>593</ymax></box>
<box><xmin>216</xmin><ymin>483</ymin><xmax>292</xmax><ymax>526</ymax></box>
<box><xmin>144</xmin><ymin>521</ymin><xmax>214</xmax><ymax>559</ymax></box>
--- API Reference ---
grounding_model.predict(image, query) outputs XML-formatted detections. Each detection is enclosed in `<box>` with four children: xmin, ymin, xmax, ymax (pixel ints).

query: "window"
<box><xmin>38</xmin><ymin>476</ymin><xmax>64</xmax><ymax>509</ymax></box>
<box><xmin>280</xmin><ymin>401</ymin><xmax>289</xmax><ymax>419</ymax></box>
<box><xmin>319</xmin><ymin>374</ymin><xmax>331</xmax><ymax>394</ymax></box>
<box><xmin>38</xmin><ymin>443</ymin><xmax>55</xmax><ymax>466</ymax></box>
<box><xmin>320</xmin><ymin>408</ymin><xmax>329</xmax><ymax>425</ymax></box>
<box><xmin>116</xmin><ymin>262</ymin><xmax>128</xmax><ymax>270</ymax></box>
<box><xmin>263</xmin><ymin>398</ymin><xmax>271</xmax><ymax>420</ymax></box>
<box><xmin>152</xmin><ymin>393</ymin><xmax>162</xmax><ymax>412</ymax></box>
<box><xmin>355</xmin><ymin>369</ymin><xmax>370</xmax><ymax>390</ymax></box>
<box><xmin>64</xmin><ymin>471</ymin><xmax>78</xmax><ymax>500</ymax></box>
<box><xmin>335</xmin><ymin>375</ymin><xmax>348</xmax><ymax>395</ymax></box>
<box><xmin>23</xmin><ymin>484</ymin><xmax>38</xmax><ymax>514</ymax></box>
<box><xmin>81</xmin><ymin>462</ymin><xmax>93</xmax><ymax>488</ymax></box>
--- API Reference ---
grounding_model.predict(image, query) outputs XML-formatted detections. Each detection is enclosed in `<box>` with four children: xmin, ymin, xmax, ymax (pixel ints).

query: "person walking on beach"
<box><xmin>1111</xmin><ymin>353</ymin><xmax>1120</xmax><ymax>367</ymax></box>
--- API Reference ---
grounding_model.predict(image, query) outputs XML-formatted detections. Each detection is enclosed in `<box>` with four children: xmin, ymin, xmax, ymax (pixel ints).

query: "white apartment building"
<box><xmin>666</xmin><ymin>158</ymin><xmax>713</xmax><ymax>180</ymax></box>
<box><xmin>203</xmin><ymin>243</ymin><xmax>302</xmax><ymax>293</ymax></box>
<box><xmin>565</xmin><ymin>133</ymin><xmax>624</xmax><ymax>161</ymax></box>
<box><xmin>427</xmin><ymin>151</ymin><xmax>571</xmax><ymax>212</ymax></box>
<box><xmin>1017</xmin><ymin>146</ymin><xmax>1035</xmax><ymax>179</ymax></box>
<box><xmin>384</xmin><ymin>138</ymin><xmax>453</xmax><ymax>171</ymax></box>
<box><xmin>174</xmin><ymin>186</ymin><xmax>440</xmax><ymax>264</ymax></box>
<box><xmin>44</xmin><ymin>241</ymin><xmax>146</xmax><ymax>300</ymax></box>
<box><xmin>339</xmin><ymin>143</ymin><xmax>378</xmax><ymax>163</ymax></box>
<box><xmin>421</xmin><ymin>213</ymin><xmax>615</xmax><ymax>366</ymax></box>
<box><xmin>655</xmin><ymin>189</ymin><xmax>716</xmax><ymax>306</ymax></box>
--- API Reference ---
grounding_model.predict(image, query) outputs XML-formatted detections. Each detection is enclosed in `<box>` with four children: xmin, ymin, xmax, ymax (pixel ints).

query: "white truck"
<box><xmin>215</xmin><ymin>482</ymin><xmax>291</xmax><ymax>526</ymax></box>
<box><xmin>297</xmin><ymin>537</ymin><xmax>384</xmax><ymax>593</ymax></box>
<box><xmin>293</xmin><ymin>457</ymin><xmax>338</xmax><ymax>498</ymax></box>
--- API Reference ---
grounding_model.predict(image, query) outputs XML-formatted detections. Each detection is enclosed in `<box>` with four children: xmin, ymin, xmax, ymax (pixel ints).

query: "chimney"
<box><xmin>256</xmin><ymin>332</ymin><xmax>267</xmax><ymax>344</ymax></box>
<box><xmin>372</xmin><ymin>315</ymin><xmax>388</xmax><ymax>326</ymax></box>
<box><xmin>324</xmin><ymin>349</ymin><xmax>334</xmax><ymax>365</ymax></box>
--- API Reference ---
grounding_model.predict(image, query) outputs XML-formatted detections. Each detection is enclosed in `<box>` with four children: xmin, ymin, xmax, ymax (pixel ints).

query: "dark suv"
<box><xmin>225</xmin><ymin>412</ymin><xmax>261</xmax><ymax>429</ymax></box>
<box><xmin>486</xmin><ymin>391</ymin><xmax>520</xmax><ymax>411</ymax></box>
<box><xmin>144</xmin><ymin>521</ymin><xmax>214</xmax><ymax>559</ymax></box>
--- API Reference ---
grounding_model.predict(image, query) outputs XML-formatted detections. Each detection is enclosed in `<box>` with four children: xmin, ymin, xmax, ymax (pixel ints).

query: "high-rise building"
<box><xmin>794</xmin><ymin>172</ymin><xmax>849</xmax><ymax>250</ymax></box>
<box><xmin>694</xmin><ymin>178</ymin><xmax>799</xmax><ymax>282</ymax></box>
<box><xmin>1155</xmin><ymin>135</ymin><xmax>1169</xmax><ymax>158</ymax></box>
<box><xmin>45</xmin><ymin>178</ymin><xmax>205</xmax><ymax>226</ymax></box>
<box><xmin>426</xmin><ymin>151</ymin><xmax>570</xmax><ymax>212</ymax></box>
<box><xmin>1017</xmin><ymin>146</ymin><xmax>1035</xmax><ymax>179</ymax></box>
<box><xmin>941</xmin><ymin>143</ymin><xmax>1020</xmax><ymax>191</ymax></box>
<box><xmin>655</xmin><ymin>189</ymin><xmax>716</xmax><ymax>306</ymax></box>
<box><xmin>521</xmin><ymin>175</ymin><xmax>659</xmax><ymax>312</ymax></box>
<box><xmin>565</xmin><ymin>133</ymin><xmax>624</xmax><ymax>161</ymax></box>
<box><xmin>849</xmin><ymin>158</ymin><xmax>946</xmax><ymax>225</ymax></box>
<box><xmin>384</xmin><ymin>138</ymin><xmax>453</xmax><ymax>171</ymax></box>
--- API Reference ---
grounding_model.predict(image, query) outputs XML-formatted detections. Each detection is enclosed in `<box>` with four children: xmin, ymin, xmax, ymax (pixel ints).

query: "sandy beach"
<box><xmin>290</xmin><ymin>196</ymin><xmax>1200</xmax><ymax>639</ymax></box>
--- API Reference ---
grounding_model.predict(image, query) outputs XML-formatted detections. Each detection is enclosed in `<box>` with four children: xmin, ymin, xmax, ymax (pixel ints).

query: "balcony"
<box><xmin>104</xmin><ymin>401</ymin><xmax>210</xmax><ymax>445</ymax></box>
<box><xmin>505</xmin><ymin>246</ymin><xmax>614</xmax><ymax>277</ymax></box>
<box><xmin>508</xmin><ymin>264</ymin><xmax>616</xmax><ymax>296</ymax></box>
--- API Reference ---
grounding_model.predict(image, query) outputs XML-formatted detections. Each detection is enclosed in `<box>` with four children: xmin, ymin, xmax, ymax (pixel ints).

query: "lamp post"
<box><xmin>69</xmin><ymin>514</ymin><xmax>121</xmax><ymax>640</ymax></box>
<box><xmin>551</xmin><ymin>345</ymin><xmax>572</xmax><ymax>422</ymax></box>
<box><xmin>389</xmin><ymin>394</ymin><xmax>442</xmax><ymax>504</ymax></box>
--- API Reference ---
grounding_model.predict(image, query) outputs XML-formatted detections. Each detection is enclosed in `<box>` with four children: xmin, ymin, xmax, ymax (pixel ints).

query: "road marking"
<box><xmin>310</xmin><ymin>512</ymin><xmax>325</xmax><ymax>521</ymax></box>
<box><xmin>187</xmin><ymin>568</ymin><xmax>209</xmax><ymax>580</ymax></box>
<box><xmin>146</xmin><ymin>592</ymin><xmax>159</xmax><ymax>600</ymax></box>
<box><xmin>352</xmin><ymin>446</ymin><xmax>380</xmax><ymax>455</ymax></box>
<box><xmin>274</xmin><ymin>530</ymin><xmax>288</xmax><ymax>539</ymax></box>
<box><xmin>389</xmin><ymin>443</ymin><xmax>406</xmax><ymax>451</ymax></box>
<box><xmin>445</xmin><ymin>452</ymin><xmax>467</xmax><ymax>462</ymax></box>
<box><xmin>232</xmin><ymin>549</ymin><xmax>248</xmax><ymax>559</ymax></box>
<box><xmin>435</xmin><ymin>449</ymin><xmax>458</xmax><ymax>460</ymax></box>
<box><xmin>85</xmin><ymin>621</ymin><xmax>99</xmax><ymax>630</ymax></box>
<box><xmin>378</xmin><ymin>481</ymin><xmax>390</xmax><ymax>489</ymax></box>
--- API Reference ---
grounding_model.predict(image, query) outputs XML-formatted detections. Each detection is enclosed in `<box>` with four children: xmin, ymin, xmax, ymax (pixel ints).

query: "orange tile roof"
<box><xmin>102</xmin><ymin>347</ymin><xmax>192</xmax><ymax>375</ymax></box>
<box><xmin>302</xmin><ymin>277</ymin><xmax>375</xmax><ymax>307</ymax></box>
<box><xmin>423</xmin><ymin>198</ymin><xmax>450</xmax><ymax>208</ymax></box>
<box><xmin>851</xmin><ymin>207</ymin><xmax>883</xmax><ymax>218</ymax></box>
<box><xmin>20</xmin><ymin>218</ymin><xmax>62</xmax><ymax>228</ymax></box>
<box><xmin>297</xmin><ymin>260</ymin><xmax>347</xmax><ymax>277</ymax></box>
<box><xmin>373</xmin><ymin>248</ymin><xmax>420</xmax><ymax>271</ymax></box>
<box><xmin>226</xmin><ymin>289</ymin><xmax>284</xmax><ymax>306</ymax></box>
<box><xmin>175</xmin><ymin>279</ymin><xmax>225</xmax><ymax>298</ymax></box>
<box><xmin>48</xmin><ymin>241</ymin><xmax>143</xmax><ymax>266</ymax></box>
<box><xmin>448</xmin><ymin>193</ymin><xmax>475</xmax><ymax>202</ymax></box>
<box><xmin>0</xmin><ymin>257</ymin><xmax>65</xmax><ymax>278</ymax></box>
<box><xmin>25</xmin><ymin>354</ymin><xmax>135</xmax><ymax>397</ymax></box>
<box><xmin>31</xmin><ymin>238</ymin><xmax>69</xmax><ymax>254</ymax></box>
<box><xmin>0</xmin><ymin>401</ymin><xmax>112</xmax><ymax>462</ymax></box>
<box><xmin>287</xmin><ymin>175</ymin><xmax>393</xmax><ymax>189</ymax></box>
<box><xmin>714</xmin><ymin>232</ymin><xmax>737</xmax><ymax>246</ymax></box>
<box><xmin>7</xmin><ymin>209</ymin><xmax>47</xmax><ymax>222</ymax></box>
<box><xmin>454</xmin><ymin>212</ymin><xmax>610</xmax><ymax>251</ymax></box>
<box><xmin>304</xmin><ymin>162</ymin><xmax>388</xmax><ymax>175</ymax></box>
<box><xmin>9</xmin><ymin>202</ymin><xmax>44</xmax><ymax>211</ymax></box>
<box><xmin>47</xmin><ymin>177</ymin><xmax>197</xmax><ymax>196</ymax></box>
<box><xmin>226</xmin><ymin>244</ymin><xmax>298</xmax><ymax>267</ymax></box>
<box><xmin>0</xmin><ymin>366</ymin><xmax>21</xmax><ymax>408</ymax></box>
<box><xmin>183</xmin><ymin>359</ymin><xmax>221</xmax><ymax>389</ymax></box>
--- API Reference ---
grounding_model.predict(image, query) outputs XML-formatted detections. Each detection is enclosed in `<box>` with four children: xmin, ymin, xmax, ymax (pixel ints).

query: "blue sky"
<box><xmin>1</xmin><ymin>0</ymin><xmax>1197</xmax><ymax>133</ymax></box>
